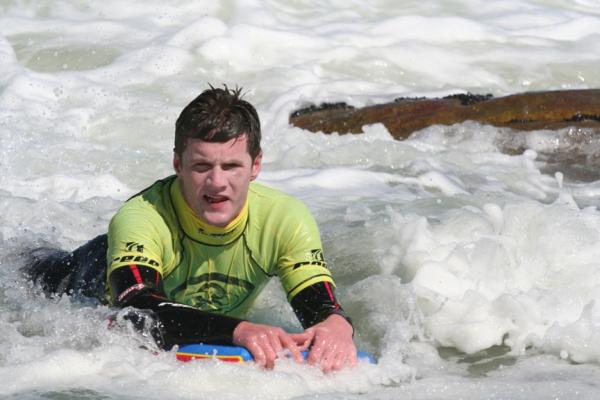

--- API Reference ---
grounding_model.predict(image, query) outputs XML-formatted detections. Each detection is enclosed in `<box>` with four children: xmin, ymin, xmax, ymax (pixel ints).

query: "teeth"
<box><xmin>206</xmin><ymin>195</ymin><xmax>226</xmax><ymax>203</ymax></box>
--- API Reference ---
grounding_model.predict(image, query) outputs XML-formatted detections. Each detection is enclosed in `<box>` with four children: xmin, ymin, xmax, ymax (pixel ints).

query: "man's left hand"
<box><xmin>292</xmin><ymin>314</ymin><xmax>357</xmax><ymax>373</ymax></box>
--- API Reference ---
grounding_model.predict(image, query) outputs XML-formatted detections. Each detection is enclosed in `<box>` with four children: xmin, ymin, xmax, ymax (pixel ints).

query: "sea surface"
<box><xmin>2</xmin><ymin>1</ymin><xmax>600</xmax><ymax>399</ymax></box>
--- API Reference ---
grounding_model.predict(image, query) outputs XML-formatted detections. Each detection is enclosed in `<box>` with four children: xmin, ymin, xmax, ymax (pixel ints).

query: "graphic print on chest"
<box><xmin>166</xmin><ymin>244</ymin><xmax>258</xmax><ymax>314</ymax></box>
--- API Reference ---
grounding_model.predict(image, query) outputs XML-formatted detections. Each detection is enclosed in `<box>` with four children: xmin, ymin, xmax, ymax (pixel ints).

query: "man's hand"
<box><xmin>232</xmin><ymin>321</ymin><xmax>306</xmax><ymax>369</ymax></box>
<box><xmin>295</xmin><ymin>314</ymin><xmax>357</xmax><ymax>373</ymax></box>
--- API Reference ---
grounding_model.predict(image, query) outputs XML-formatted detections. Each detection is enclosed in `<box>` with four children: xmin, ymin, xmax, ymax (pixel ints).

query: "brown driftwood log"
<box><xmin>289</xmin><ymin>89</ymin><xmax>600</xmax><ymax>139</ymax></box>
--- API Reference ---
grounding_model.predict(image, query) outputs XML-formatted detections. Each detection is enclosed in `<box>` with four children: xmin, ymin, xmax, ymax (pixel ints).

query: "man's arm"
<box><xmin>111</xmin><ymin>264</ymin><xmax>308</xmax><ymax>369</ymax></box>
<box><xmin>105</xmin><ymin>194</ymin><xmax>248</xmax><ymax>349</ymax></box>
<box><xmin>301</xmin><ymin>314</ymin><xmax>356</xmax><ymax>372</ymax></box>
<box><xmin>290</xmin><ymin>281</ymin><xmax>357</xmax><ymax>372</ymax></box>
<box><xmin>229</xmin><ymin>284</ymin><xmax>357</xmax><ymax>372</ymax></box>
<box><xmin>106</xmin><ymin>197</ymin><xmax>306</xmax><ymax>365</ymax></box>
<box><xmin>267</xmin><ymin>195</ymin><xmax>357</xmax><ymax>372</ymax></box>
<box><xmin>290</xmin><ymin>281</ymin><xmax>351</xmax><ymax>328</ymax></box>
<box><xmin>109</xmin><ymin>264</ymin><xmax>243</xmax><ymax>349</ymax></box>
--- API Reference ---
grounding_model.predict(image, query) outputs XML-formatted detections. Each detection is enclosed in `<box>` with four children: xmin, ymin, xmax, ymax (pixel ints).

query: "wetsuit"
<box><xmin>25</xmin><ymin>176</ymin><xmax>349</xmax><ymax>349</ymax></box>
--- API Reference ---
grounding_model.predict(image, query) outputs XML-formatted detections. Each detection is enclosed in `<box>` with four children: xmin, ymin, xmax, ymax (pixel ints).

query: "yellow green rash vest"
<box><xmin>106</xmin><ymin>175</ymin><xmax>334</xmax><ymax>318</ymax></box>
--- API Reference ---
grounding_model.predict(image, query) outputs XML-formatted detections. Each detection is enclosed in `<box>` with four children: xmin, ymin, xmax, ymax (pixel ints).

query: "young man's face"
<box><xmin>174</xmin><ymin>135</ymin><xmax>262</xmax><ymax>227</ymax></box>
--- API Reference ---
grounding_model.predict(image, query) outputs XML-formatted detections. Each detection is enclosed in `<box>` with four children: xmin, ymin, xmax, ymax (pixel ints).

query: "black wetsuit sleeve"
<box><xmin>109</xmin><ymin>265</ymin><xmax>244</xmax><ymax>349</ymax></box>
<box><xmin>290</xmin><ymin>281</ymin><xmax>353</xmax><ymax>330</ymax></box>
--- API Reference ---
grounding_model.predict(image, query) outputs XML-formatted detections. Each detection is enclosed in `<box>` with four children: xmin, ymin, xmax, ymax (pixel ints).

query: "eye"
<box><xmin>222</xmin><ymin>162</ymin><xmax>243</xmax><ymax>170</ymax></box>
<box><xmin>192</xmin><ymin>163</ymin><xmax>212</xmax><ymax>172</ymax></box>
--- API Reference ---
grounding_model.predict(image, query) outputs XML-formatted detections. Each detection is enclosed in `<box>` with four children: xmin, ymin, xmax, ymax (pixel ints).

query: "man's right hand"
<box><xmin>232</xmin><ymin>321</ymin><xmax>309</xmax><ymax>369</ymax></box>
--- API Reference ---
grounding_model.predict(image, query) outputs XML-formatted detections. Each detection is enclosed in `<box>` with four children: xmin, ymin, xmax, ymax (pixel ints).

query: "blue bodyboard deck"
<box><xmin>176</xmin><ymin>343</ymin><xmax>376</xmax><ymax>364</ymax></box>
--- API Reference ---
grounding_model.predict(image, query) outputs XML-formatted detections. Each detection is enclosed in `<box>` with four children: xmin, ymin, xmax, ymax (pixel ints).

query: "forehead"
<box><xmin>182</xmin><ymin>136</ymin><xmax>250</xmax><ymax>160</ymax></box>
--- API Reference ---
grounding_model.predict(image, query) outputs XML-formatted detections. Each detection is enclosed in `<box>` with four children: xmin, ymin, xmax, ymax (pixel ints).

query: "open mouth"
<box><xmin>205</xmin><ymin>194</ymin><xmax>228</xmax><ymax>204</ymax></box>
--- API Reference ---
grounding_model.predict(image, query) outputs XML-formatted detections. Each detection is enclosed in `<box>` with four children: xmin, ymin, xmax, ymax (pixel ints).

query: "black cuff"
<box><xmin>290</xmin><ymin>281</ymin><xmax>352</xmax><ymax>329</ymax></box>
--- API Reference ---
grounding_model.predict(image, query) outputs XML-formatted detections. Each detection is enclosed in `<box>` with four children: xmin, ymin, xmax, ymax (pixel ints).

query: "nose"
<box><xmin>206</xmin><ymin>167</ymin><xmax>226</xmax><ymax>188</ymax></box>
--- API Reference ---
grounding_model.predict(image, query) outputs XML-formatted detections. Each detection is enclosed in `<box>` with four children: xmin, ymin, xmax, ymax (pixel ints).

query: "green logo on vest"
<box><xmin>171</xmin><ymin>273</ymin><xmax>255</xmax><ymax>313</ymax></box>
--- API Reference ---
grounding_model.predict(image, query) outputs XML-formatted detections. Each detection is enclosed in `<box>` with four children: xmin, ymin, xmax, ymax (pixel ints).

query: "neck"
<box><xmin>171</xmin><ymin>178</ymin><xmax>248</xmax><ymax>245</ymax></box>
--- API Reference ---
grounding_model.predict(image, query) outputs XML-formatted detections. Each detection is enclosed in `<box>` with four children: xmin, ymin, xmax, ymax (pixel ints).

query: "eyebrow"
<box><xmin>188</xmin><ymin>155</ymin><xmax>245</xmax><ymax>165</ymax></box>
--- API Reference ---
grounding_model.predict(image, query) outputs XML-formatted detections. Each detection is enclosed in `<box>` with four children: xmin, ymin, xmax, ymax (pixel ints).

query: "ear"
<box><xmin>250</xmin><ymin>152</ymin><xmax>262</xmax><ymax>181</ymax></box>
<box><xmin>173</xmin><ymin>151</ymin><xmax>182</xmax><ymax>175</ymax></box>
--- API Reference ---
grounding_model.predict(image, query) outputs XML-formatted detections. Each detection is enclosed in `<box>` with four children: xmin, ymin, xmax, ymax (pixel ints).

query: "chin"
<box><xmin>203</xmin><ymin>213</ymin><xmax>233</xmax><ymax>227</ymax></box>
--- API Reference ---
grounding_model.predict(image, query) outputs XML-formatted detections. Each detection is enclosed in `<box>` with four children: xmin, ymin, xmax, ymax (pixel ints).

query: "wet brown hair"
<box><xmin>174</xmin><ymin>85</ymin><xmax>261</xmax><ymax>159</ymax></box>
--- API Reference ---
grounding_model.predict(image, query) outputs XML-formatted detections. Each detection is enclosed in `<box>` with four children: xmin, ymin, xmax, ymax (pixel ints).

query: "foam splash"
<box><xmin>3</xmin><ymin>0</ymin><xmax>600</xmax><ymax>399</ymax></box>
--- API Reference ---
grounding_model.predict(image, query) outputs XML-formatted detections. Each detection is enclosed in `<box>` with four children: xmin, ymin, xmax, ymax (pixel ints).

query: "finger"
<box><xmin>331</xmin><ymin>351</ymin><xmax>347</xmax><ymax>372</ymax></box>
<box><xmin>307</xmin><ymin>337</ymin><xmax>326</xmax><ymax>365</ymax></box>
<box><xmin>279</xmin><ymin>333</ymin><xmax>304</xmax><ymax>363</ymax></box>
<box><xmin>347</xmin><ymin>348</ymin><xmax>358</xmax><ymax>368</ymax></box>
<box><xmin>268</xmin><ymin>331</ymin><xmax>284</xmax><ymax>356</ymax></box>
<box><xmin>261</xmin><ymin>337</ymin><xmax>278</xmax><ymax>369</ymax></box>
<box><xmin>319</xmin><ymin>343</ymin><xmax>337</xmax><ymax>373</ymax></box>
<box><xmin>290</xmin><ymin>331</ymin><xmax>313</xmax><ymax>350</ymax></box>
<box><xmin>247</xmin><ymin>341</ymin><xmax>267</xmax><ymax>368</ymax></box>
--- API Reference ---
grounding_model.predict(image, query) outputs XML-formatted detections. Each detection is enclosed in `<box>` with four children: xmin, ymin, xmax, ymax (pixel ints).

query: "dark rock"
<box><xmin>289</xmin><ymin>89</ymin><xmax>600</xmax><ymax>140</ymax></box>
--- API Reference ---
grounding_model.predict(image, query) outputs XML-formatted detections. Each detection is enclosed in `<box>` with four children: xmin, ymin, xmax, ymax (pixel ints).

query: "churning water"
<box><xmin>2</xmin><ymin>1</ymin><xmax>600</xmax><ymax>399</ymax></box>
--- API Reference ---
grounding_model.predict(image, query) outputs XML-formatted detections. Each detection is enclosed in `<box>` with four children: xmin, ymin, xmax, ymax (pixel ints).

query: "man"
<box><xmin>25</xmin><ymin>86</ymin><xmax>356</xmax><ymax>372</ymax></box>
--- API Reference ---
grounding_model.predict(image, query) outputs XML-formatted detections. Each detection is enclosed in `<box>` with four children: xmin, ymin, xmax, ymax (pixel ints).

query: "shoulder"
<box><xmin>109</xmin><ymin>176</ymin><xmax>176</xmax><ymax>235</ymax></box>
<box><xmin>118</xmin><ymin>176</ymin><xmax>176</xmax><ymax>213</ymax></box>
<box><xmin>107</xmin><ymin>177</ymin><xmax>177</xmax><ymax>272</ymax></box>
<box><xmin>248</xmin><ymin>182</ymin><xmax>318</xmax><ymax>231</ymax></box>
<box><xmin>248</xmin><ymin>181</ymin><xmax>290</xmax><ymax>200</ymax></box>
<box><xmin>126</xmin><ymin>175</ymin><xmax>177</xmax><ymax>206</ymax></box>
<box><xmin>247</xmin><ymin>182</ymin><xmax>321</xmax><ymax>246</ymax></box>
<box><xmin>249</xmin><ymin>182</ymin><xmax>309</xmax><ymax>213</ymax></box>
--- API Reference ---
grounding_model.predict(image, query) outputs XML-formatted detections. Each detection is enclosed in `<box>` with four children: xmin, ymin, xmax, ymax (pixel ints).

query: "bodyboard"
<box><xmin>176</xmin><ymin>343</ymin><xmax>377</xmax><ymax>364</ymax></box>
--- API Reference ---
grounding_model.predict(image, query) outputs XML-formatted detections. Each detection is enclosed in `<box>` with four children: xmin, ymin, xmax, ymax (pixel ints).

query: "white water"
<box><xmin>2</xmin><ymin>1</ymin><xmax>600</xmax><ymax>398</ymax></box>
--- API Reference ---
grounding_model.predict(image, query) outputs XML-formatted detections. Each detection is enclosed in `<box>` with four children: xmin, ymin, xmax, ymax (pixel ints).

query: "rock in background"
<box><xmin>290</xmin><ymin>89</ymin><xmax>600</xmax><ymax>139</ymax></box>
